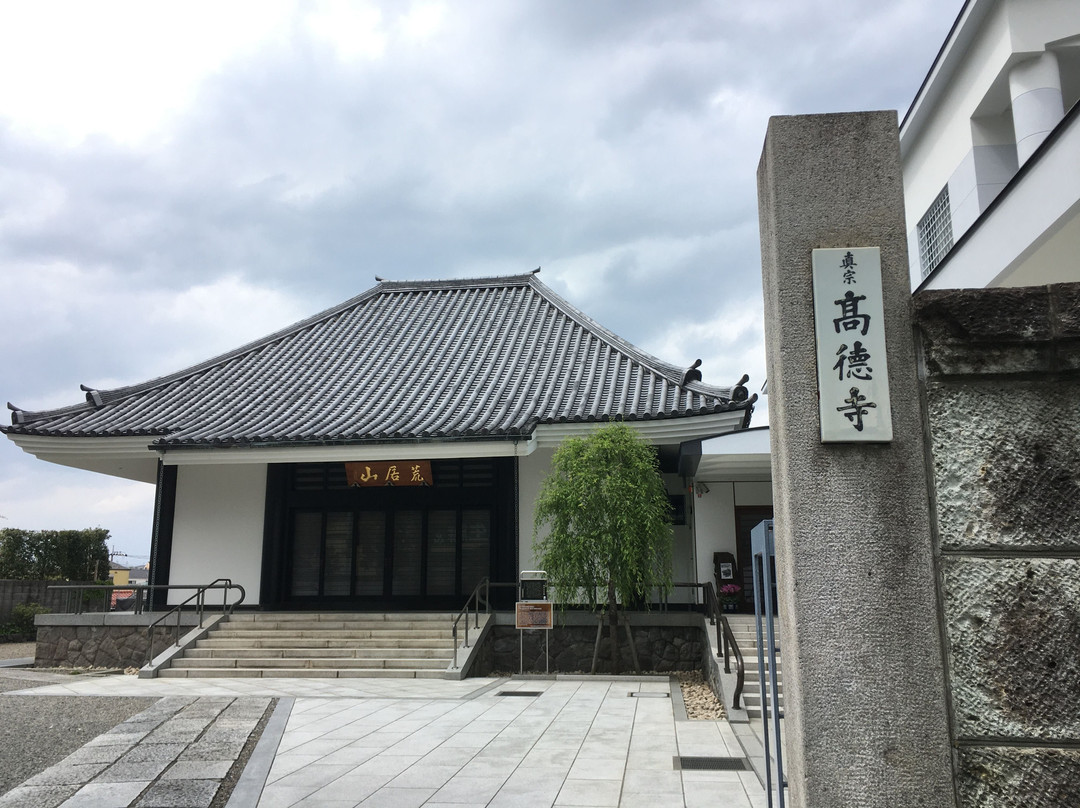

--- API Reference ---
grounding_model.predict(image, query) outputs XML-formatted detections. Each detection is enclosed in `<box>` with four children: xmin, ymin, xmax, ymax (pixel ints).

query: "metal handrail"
<box><xmin>452</xmin><ymin>578</ymin><xmax>489</xmax><ymax>669</ymax></box>
<box><xmin>146</xmin><ymin>579</ymin><xmax>246</xmax><ymax>664</ymax></box>
<box><xmin>47</xmin><ymin>582</ymin><xmax>155</xmax><ymax>614</ymax></box>
<box><xmin>672</xmin><ymin>581</ymin><xmax>745</xmax><ymax>710</ymax></box>
<box><xmin>450</xmin><ymin>579</ymin><xmax>518</xmax><ymax>669</ymax></box>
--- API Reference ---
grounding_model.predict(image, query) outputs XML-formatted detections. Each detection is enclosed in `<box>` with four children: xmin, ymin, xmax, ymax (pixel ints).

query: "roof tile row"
<box><xmin>5</xmin><ymin>274</ymin><xmax>749</xmax><ymax>446</ymax></box>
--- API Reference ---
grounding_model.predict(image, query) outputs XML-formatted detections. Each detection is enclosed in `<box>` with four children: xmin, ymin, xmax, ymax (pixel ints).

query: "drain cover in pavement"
<box><xmin>628</xmin><ymin>691</ymin><xmax>669</xmax><ymax>698</ymax></box>
<box><xmin>674</xmin><ymin>756</ymin><xmax>751</xmax><ymax>771</ymax></box>
<box><xmin>498</xmin><ymin>691</ymin><xmax>543</xmax><ymax>697</ymax></box>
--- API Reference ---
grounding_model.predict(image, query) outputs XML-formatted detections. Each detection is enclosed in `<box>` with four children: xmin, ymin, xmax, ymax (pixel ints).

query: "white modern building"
<box><xmin>685</xmin><ymin>427</ymin><xmax>771</xmax><ymax>607</ymax></box>
<box><xmin>691</xmin><ymin>0</ymin><xmax>1080</xmax><ymax>606</ymax></box>
<box><xmin>902</xmin><ymin>0</ymin><xmax>1080</xmax><ymax>291</ymax></box>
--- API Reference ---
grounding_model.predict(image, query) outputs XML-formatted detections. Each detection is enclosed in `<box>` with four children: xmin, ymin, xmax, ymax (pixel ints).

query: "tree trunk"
<box><xmin>608</xmin><ymin>578</ymin><xmax>619</xmax><ymax>674</ymax></box>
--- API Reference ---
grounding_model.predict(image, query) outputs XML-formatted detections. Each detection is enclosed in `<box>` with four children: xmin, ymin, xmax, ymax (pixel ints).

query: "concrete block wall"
<box><xmin>915</xmin><ymin>281</ymin><xmax>1080</xmax><ymax>807</ymax></box>
<box><xmin>0</xmin><ymin>580</ymin><xmax>96</xmax><ymax>624</ymax></box>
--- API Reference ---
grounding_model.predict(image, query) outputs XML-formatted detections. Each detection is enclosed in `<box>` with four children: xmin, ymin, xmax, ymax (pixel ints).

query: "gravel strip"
<box><xmin>676</xmin><ymin>670</ymin><xmax>726</xmax><ymax>720</ymax></box>
<box><xmin>0</xmin><ymin>670</ymin><xmax>156</xmax><ymax>797</ymax></box>
<box><xmin>0</xmin><ymin>643</ymin><xmax>34</xmax><ymax>661</ymax></box>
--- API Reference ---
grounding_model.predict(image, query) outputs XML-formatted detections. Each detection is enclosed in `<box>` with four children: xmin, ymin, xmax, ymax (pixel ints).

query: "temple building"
<box><xmin>4</xmin><ymin>273</ymin><xmax>756</xmax><ymax>609</ymax></box>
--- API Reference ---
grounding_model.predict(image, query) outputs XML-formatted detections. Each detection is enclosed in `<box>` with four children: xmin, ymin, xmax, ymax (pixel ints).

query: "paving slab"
<box><xmin>63</xmin><ymin>780</ymin><xmax>150</xmax><ymax>808</ymax></box>
<box><xmin>0</xmin><ymin>694</ymin><xmax>270</xmax><ymax>808</ymax></box>
<box><xmin>1</xmin><ymin>674</ymin><xmax>766</xmax><ymax>807</ymax></box>
<box><xmin>136</xmin><ymin>778</ymin><xmax>219</xmax><ymax>808</ymax></box>
<box><xmin>252</xmin><ymin>677</ymin><xmax>764</xmax><ymax>807</ymax></box>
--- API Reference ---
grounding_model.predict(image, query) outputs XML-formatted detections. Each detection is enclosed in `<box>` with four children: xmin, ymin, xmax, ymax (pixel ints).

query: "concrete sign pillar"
<box><xmin>757</xmin><ymin>112</ymin><xmax>955</xmax><ymax>807</ymax></box>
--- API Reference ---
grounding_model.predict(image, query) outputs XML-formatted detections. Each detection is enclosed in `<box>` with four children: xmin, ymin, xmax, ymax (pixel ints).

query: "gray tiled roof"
<box><xmin>5</xmin><ymin>274</ymin><xmax>750</xmax><ymax>447</ymax></box>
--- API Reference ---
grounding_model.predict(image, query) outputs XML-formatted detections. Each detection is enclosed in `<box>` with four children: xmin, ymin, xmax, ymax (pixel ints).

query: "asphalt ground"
<box><xmin>0</xmin><ymin>668</ymin><xmax>156</xmax><ymax>797</ymax></box>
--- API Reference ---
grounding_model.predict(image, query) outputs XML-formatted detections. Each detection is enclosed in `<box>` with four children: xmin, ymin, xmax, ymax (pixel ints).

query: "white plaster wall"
<box><xmin>693</xmin><ymin>482</ymin><xmax>736</xmax><ymax>587</ymax></box>
<box><xmin>948</xmin><ymin>148</ymin><xmax>982</xmax><ymax>237</ymax></box>
<box><xmin>1001</xmin><ymin>203</ymin><xmax>1080</xmax><ymax>285</ymax></box>
<box><xmin>903</xmin><ymin>0</ymin><xmax>1080</xmax><ymax>216</ymax></box>
<box><xmin>691</xmin><ymin>480</ymin><xmax>774</xmax><ymax>589</ymax></box>
<box><xmin>903</xmin><ymin>1</ymin><xmax>1012</xmax><ymax>233</ymax></box>
<box><xmin>924</xmin><ymin>117</ymin><xmax>1080</xmax><ymax>290</ymax></box>
<box><xmin>516</xmin><ymin>448</ymin><xmax>554</xmax><ymax>574</ymax></box>
<box><xmin>736</xmin><ymin>481</ymin><xmax>774</xmax><ymax>507</ymax></box>
<box><xmin>168</xmin><ymin>464</ymin><xmax>266</xmax><ymax>605</ymax></box>
<box><xmin>903</xmin><ymin>0</ymin><xmax>1080</xmax><ymax>287</ymax></box>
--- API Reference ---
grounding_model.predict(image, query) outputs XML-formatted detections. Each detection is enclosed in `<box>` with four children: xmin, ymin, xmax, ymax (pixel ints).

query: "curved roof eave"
<box><xmin>5</xmin><ymin>273</ymin><xmax>748</xmax><ymax>446</ymax></box>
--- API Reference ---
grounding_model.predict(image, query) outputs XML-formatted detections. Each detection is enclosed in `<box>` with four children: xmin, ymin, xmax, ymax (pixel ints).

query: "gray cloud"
<box><xmin>0</xmin><ymin>0</ymin><xmax>963</xmax><ymax>557</ymax></box>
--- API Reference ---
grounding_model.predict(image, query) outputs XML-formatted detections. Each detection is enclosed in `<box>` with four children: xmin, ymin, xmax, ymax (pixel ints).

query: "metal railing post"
<box><xmin>47</xmin><ymin>579</ymin><xmax>246</xmax><ymax>668</ymax></box>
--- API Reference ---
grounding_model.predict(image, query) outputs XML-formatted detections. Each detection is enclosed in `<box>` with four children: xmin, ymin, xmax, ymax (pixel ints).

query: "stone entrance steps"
<box><xmin>159</xmin><ymin>612</ymin><xmax>458</xmax><ymax>679</ymax></box>
<box><xmin>725</xmin><ymin>615</ymin><xmax>784</xmax><ymax>719</ymax></box>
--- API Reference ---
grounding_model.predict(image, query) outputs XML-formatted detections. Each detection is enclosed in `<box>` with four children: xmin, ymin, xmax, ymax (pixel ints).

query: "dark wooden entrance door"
<box><xmin>265</xmin><ymin>458</ymin><xmax>515</xmax><ymax>609</ymax></box>
<box><xmin>735</xmin><ymin>506</ymin><xmax>774</xmax><ymax>612</ymax></box>
<box><xmin>289</xmin><ymin>506</ymin><xmax>492</xmax><ymax>601</ymax></box>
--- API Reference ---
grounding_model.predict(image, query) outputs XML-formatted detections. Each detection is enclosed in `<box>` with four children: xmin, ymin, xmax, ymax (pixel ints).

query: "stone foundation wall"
<box><xmin>34</xmin><ymin>614</ymin><xmax>205</xmax><ymax>669</ymax></box>
<box><xmin>915</xmin><ymin>282</ymin><xmax>1080</xmax><ymax>807</ymax></box>
<box><xmin>470</xmin><ymin>620</ymin><xmax>707</xmax><ymax>676</ymax></box>
<box><xmin>35</xmin><ymin>624</ymin><xmax>179</xmax><ymax>668</ymax></box>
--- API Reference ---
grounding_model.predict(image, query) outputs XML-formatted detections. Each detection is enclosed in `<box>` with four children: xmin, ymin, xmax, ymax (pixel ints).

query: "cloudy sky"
<box><xmin>0</xmin><ymin>0</ymin><xmax>960</xmax><ymax>564</ymax></box>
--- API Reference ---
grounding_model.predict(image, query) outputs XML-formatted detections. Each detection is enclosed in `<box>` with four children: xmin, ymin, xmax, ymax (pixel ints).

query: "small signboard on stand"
<box><xmin>515</xmin><ymin>601</ymin><xmax>553</xmax><ymax>630</ymax></box>
<box><xmin>517</xmin><ymin>571</ymin><xmax>551</xmax><ymax>674</ymax></box>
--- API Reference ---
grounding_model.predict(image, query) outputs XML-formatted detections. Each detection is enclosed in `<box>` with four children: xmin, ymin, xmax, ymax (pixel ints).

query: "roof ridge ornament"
<box><xmin>6</xmin><ymin>402</ymin><xmax>25</xmax><ymax>425</ymax></box>
<box><xmin>681</xmin><ymin>359</ymin><xmax>703</xmax><ymax>386</ymax></box>
<box><xmin>731</xmin><ymin>374</ymin><xmax>751</xmax><ymax>403</ymax></box>
<box><xmin>80</xmin><ymin>384</ymin><xmax>105</xmax><ymax>408</ymax></box>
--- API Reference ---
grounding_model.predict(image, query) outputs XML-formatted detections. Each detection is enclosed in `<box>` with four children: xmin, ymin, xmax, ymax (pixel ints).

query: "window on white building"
<box><xmin>917</xmin><ymin>185</ymin><xmax>954</xmax><ymax>278</ymax></box>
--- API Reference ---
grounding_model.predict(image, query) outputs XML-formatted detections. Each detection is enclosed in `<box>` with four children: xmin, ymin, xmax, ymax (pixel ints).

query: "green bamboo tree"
<box><xmin>533</xmin><ymin>422</ymin><xmax>673</xmax><ymax>673</ymax></box>
<box><xmin>0</xmin><ymin>527</ymin><xmax>110</xmax><ymax>581</ymax></box>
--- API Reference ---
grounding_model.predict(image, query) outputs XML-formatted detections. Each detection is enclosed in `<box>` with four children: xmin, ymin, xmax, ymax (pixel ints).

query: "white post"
<box><xmin>1009</xmin><ymin>51</ymin><xmax>1064</xmax><ymax>166</ymax></box>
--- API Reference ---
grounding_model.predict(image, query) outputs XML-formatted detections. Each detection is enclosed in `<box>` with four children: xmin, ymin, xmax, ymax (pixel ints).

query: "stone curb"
<box><xmin>224</xmin><ymin>697</ymin><xmax>293</xmax><ymax>808</ymax></box>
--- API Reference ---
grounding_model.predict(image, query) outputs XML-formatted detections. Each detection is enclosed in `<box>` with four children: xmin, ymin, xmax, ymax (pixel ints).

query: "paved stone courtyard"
<box><xmin>0</xmin><ymin>672</ymin><xmax>768</xmax><ymax>808</ymax></box>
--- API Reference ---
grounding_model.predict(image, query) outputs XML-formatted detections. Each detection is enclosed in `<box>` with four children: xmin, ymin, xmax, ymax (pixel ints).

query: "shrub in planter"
<box><xmin>10</xmin><ymin>602</ymin><xmax>50</xmax><ymax>636</ymax></box>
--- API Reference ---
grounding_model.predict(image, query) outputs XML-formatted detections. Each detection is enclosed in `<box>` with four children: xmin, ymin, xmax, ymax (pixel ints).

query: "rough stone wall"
<box><xmin>470</xmin><ymin>624</ymin><xmax>706</xmax><ymax>676</ymax></box>
<box><xmin>915</xmin><ymin>282</ymin><xmax>1080</xmax><ymax>808</ymax></box>
<box><xmin>35</xmin><ymin>625</ymin><xmax>177</xmax><ymax>669</ymax></box>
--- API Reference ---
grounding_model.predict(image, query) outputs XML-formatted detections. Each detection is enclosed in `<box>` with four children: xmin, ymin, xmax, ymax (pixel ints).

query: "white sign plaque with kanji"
<box><xmin>812</xmin><ymin>247</ymin><xmax>893</xmax><ymax>443</ymax></box>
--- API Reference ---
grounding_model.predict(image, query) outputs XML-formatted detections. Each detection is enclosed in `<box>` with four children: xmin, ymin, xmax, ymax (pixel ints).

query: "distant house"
<box><xmin>4</xmin><ymin>274</ymin><xmax>755</xmax><ymax>610</ymax></box>
<box><xmin>901</xmin><ymin>0</ymin><xmax>1080</xmax><ymax>290</ymax></box>
<box><xmin>107</xmin><ymin>562</ymin><xmax>130</xmax><ymax>587</ymax></box>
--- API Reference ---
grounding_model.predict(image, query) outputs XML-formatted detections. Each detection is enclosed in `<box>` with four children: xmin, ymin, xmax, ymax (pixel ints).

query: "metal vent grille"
<box><xmin>498</xmin><ymin>691</ymin><xmax>542</xmax><ymax>697</ymax></box>
<box><xmin>675</xmin><ymin>756</ymin><xmax>751</xmax><ymax>771</ymax></box>
<box><xmin>917</xmin><ymin>184</ymin><xmax>954</xmax><ymax>278</ymax></box>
